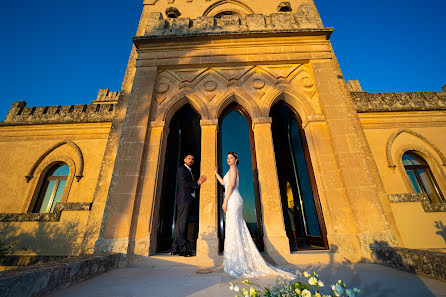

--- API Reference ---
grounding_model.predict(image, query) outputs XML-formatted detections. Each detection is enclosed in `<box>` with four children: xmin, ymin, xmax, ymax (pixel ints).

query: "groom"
<box><xmin>172</xmin><ymin>153</ymin><xmax>206</xmax><ymax>257</ymax></box>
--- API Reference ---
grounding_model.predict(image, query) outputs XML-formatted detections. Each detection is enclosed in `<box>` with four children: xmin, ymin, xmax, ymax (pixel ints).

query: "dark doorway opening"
<box><xmin>157</xmin><ymin>104</ymin><xmax>201</xmax><ymax>253</ymax></box>
<box><xmin>270</xmin><ymin>100</ymin><xmax>328</xmax><ymax>251</ymax></box>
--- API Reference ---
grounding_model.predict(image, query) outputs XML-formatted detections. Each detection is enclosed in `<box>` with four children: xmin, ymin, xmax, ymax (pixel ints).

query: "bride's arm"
<box><xmin>222</xmin><ymin>167</ymin><xmax>237</xmax><ymax>212</ymax></box>
<box><xmin>214</xmin><ymin>168</ymin><xmax>225</xmax><ymax>186</ymax></box>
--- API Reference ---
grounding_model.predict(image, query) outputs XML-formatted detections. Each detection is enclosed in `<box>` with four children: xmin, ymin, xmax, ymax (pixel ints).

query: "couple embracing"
<box><xmin>172</xmin><ymin>152</ymin><xmax>296</xmax><ymax>279</ymax></box>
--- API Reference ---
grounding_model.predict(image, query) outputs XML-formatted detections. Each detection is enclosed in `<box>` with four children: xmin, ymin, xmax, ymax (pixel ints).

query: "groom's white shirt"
<box><xmin>184</xmin><ymin>164</ymin><xmax>196</xmax><ymax>198</ymax></box>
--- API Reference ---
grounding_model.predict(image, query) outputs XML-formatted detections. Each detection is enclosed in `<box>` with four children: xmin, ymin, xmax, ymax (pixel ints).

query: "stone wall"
<box><xmin>371</xmin><ymin>246</ymin><xmax>446</xmax><ymax>281</ymax></box>
<box><xmin>0</xmin><ymin>253</ymin><xmax>124</xmax><ymax>297</ymax></box>
<box><xmin>352</xmin><ymin>91</ymin><xmax>446</xmax><ymax>113</ymax></box>
<box><xmin>2</xmin><ymin>101</ymin><xmax>117</xmax><ymax>126</ymax></box>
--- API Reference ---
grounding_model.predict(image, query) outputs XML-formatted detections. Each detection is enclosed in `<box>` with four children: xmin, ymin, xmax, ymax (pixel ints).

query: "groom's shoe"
<box><xmin>170</xmin><ymin>249</ymin><xmax>179</xmax><ymax>255</ymax></box>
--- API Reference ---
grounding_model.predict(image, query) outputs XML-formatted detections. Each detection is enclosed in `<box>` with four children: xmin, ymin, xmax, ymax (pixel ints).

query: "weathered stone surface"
<box><xmin>0</xmin><ymin>203</ymin><xmax>91</xmax><ymax>222</ymax></box>
<box><xmin>140</xmin><ymin>12</ymin><xmax>331</xmax><ymax>39</ymax></box>
<box><xmin>0</xmin><ymin>253</ymin><xmax>124</xmax><ymax>297</ymax></box>
<box><xmin>2</xmin><ymin>100</ymin><xmax>116</xmax><ymax>126</ymax></box>
<box><xmin>371</xmin><ymin>246</ymin><xmax>446</xmax><ymax>281</ymax></box>
<box><xmin>0</xmin><ymin>255</ymin><xmax>67</xmax><ymax>267</ymax></box>
<box><xmin>388</xmin><ymin>194</ymin><xmax>446</xmax><ymax>212</ymax></box>
<box><xmin>352</xmin><ymin>91</ymin><xmax>446</xmax><ymax>112</ymax></box>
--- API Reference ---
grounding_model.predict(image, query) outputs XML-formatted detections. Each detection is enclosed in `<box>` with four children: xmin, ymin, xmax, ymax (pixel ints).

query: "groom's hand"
<box><xmin>198</xmin><ymin>175</ymin><xmax>207</xmax><ymax>185</ymax></box>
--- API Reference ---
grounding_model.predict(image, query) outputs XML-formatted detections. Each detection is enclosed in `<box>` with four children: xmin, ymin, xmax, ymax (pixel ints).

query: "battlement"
<box><xmin>140</xmin><ymin>8</ymin><xmax>328</xmax><ymax>39</ymax></box>
<box><xmin>92</xmin><ymin>88</ymin><xmax>120</xmax><ymax>104</ymax></box>
<box><xmin>2</xmin><ymin>100</ymin><xmax>117</xmax><ymax>126</ymax></box>
<box><xmin>352</xmin><ymin>91</ymin><xmax>446</xmax><ymax>113</ymax></box>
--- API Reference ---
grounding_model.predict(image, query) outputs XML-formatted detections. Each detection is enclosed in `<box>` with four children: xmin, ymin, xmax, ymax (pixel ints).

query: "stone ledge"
<box><xmin>0</xmin><ymin>202</ymin><xmax>92</xmax><ymax>222</ymax></box>
<box><xmin>352</xmin><ymin>91</ymin><xmax>446</xmax><ymax>112</ymax></box>
<box><xmin>370</xmin><ymin>246</ymin><xmax>446</xmax><ymax>282</ymax></box>
<box><xmin>0</xmin><ymin>253</ymin><xmax>124</xmax><ymax>297</ymax></box>
<box><xmin>388</xmin><ymin>193</ymin><xmax>446</xmax><ymax>212</ymax></box>
<box><xmin>1</xmin><ymin>101</ymin><xmax>117</xmax><ymax>126</ymax></box>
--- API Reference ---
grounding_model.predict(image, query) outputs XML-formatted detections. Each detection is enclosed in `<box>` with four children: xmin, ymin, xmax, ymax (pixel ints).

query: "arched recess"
<box><xmin>155</xmin><ymin>104</ymin><xmax>202</xmax><ymax>253</ymax></box>
<box><xmin>214</xmin><ymin>93</ymin><xmax>262</xmax><ymax>121</ymax></box>
<box><xmin>203</xmin><ymin>0</ymin><xmax>255</xmax><ymax>17</ymax></box>
<box><xmin>389</xmin><ymin>131</ymin><xmax>446</xmax><ymax>197</ymax></box>
<box><xmin>155</xmin><ymin>94</ymin><xmax>209</xmax><ymax>123</ymax></box>
<box><xmin>264</xmin><ymin>91</ymin><xmax>318</xmax><ymax>127</ymax></box>
<box><xmin>386</xmin><ymin>129</ymin><xmax>446</xmax><ymax>168</ymax></box>
<box><xmin>25</xmin><ymin>140</ymin><xmax>84</xmax><ymax>182</ymax></box>
<box><xmin>25</xmin><ymin>155</ymin><xmax>76</xmax><ymax>213</ymax></box>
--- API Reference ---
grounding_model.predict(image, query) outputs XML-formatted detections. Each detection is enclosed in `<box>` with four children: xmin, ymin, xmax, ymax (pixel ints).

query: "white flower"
<box><xmin>234</xmin><ymin>286</ymin><xmax>240</xmax><ymax>292</ymax></box>
<box><xmin>301</xmin><ymin>289</ymin><xmax>311</xmax><ymax>297</ymax></box>
<box><xmin>317</xmin><ymin>280</ymin><xmax>324</xmax><ymax>287</ymax></box>
<box><xmin>315</xmin><ymin>293</ymin><xmax>321</xmax><ymax>297</ymax></box>
<box><xmin>295</xmin><ymin>288</ymin><xmax>301</xmax><ymax>294</ymax></box>
<box><xmin>331</xmin><ymin>285</ymin><xmax>336</xmax><ymax>291</ymax></box>
<box><xmin>308</xmin><ymin>277</ymin><xmax>317</xmax><ymax>286</ymax></box>
<box><xmin>249</xmin><ymin>287</ymin><xmax>256</xmax><ymax>296</ymax></box>
<box><xmin>303</xmin><ymin>271</ymin><xmax>310</xmax><ymax>278</ymax></box>
<box><xmin>230</xmin><ymin>283</ymin><xmax>234</xmax><ymax>291</ymax></box>
<box><xmin>337</xmin><ymin>280</ymin><xmax>342</xmax><ymax>285</ymax></box>
<box><xmin>334</xmin><ymin>292</ymin><xmax>341</xmax><ymax>297</ymax></box>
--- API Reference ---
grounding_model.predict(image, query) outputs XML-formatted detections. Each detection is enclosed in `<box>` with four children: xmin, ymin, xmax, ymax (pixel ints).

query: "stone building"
<box><xmin>0</xmin><ymin>0</ymin><xmax>445</xmax><ymax>267</ymax></box>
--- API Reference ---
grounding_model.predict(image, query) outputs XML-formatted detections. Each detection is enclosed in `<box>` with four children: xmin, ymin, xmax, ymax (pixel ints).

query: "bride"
<box><xmin>214</xmin><ymin>152</ymin><xmax>296</xmax><ymax>279</ymax></box>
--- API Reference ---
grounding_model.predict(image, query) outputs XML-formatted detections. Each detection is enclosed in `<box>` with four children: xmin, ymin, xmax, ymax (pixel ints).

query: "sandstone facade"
<box><xmin>0</xmin><ymin>0</ymin><xmax>444</xmax><ymax>266</ymax></box>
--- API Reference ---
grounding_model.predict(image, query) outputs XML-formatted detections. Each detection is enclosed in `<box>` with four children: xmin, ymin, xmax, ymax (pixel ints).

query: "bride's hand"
<box><xmin>214</xmin><ymin>168</ymin><xmax>218</xmax><ymax>175</ymax></box>
<box><xmin>222</xmin><ymin>201</ymin><xmax>228</xmax><ymax>213</ymax></box>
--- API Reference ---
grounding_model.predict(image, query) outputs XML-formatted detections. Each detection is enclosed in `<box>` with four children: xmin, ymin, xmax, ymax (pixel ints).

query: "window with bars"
<box><xmin>402</xmin><ymin>152</ymin><xmax>445</xmax><ymax>203</ymax></box>
<box><xmin>33</xmin><ymin>164</ymin><xmax>69</xmax><ymax>213</ymax></box>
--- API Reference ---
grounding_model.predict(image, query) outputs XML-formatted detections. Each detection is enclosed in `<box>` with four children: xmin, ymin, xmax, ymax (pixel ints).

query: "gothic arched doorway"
<box><xmin>156</xmin><ymin>104</ymin><xmax>201</xmax><ymax>253</ymax></box>
<box><xmin>218</xmin><ymin>102</ymin><xmax>264</xmax><ymax>252</ymax></box>
<box><xmin>270</xmin><ymin>100</ymin><xmax>328</xmax><ymax>250</ymax></box>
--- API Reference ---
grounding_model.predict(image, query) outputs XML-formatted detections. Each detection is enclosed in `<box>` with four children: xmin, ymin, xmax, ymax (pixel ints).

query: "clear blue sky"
<box><xmin>0</xmin><ymin>0</ymin><xmax>445</xmax><ymax>121</ymax></box>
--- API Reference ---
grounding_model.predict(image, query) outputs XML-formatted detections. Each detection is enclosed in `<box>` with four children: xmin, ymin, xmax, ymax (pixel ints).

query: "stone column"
<box><xmin>252</xmin><ymin>117</ymin><xmax>290</xmax><ymax>264</ymax></box>
<box><xmin>94</xmin><ymin>66</ymin><xmax>158</xmax><ymax>254</ymax></box>
<box><xmin>312</xmin><ymin>60</ymin><xmax>398</xmax><ymax>260</ymax></box>
<box><xmin>196</xmin><ymin>120</ymin><xmax>219</xmax><ymax>266</ymax></box>
<box><xmin>130</xmin><ymin>121</ymin><xmax>169</xmax><ymax>261</ymax></box>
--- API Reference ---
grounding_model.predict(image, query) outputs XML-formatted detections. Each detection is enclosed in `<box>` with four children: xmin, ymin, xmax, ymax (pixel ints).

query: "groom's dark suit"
<box><xmin>172</xmin><ymin>164</ymin><xmax>199</xmax><ymax>253</ymax></box>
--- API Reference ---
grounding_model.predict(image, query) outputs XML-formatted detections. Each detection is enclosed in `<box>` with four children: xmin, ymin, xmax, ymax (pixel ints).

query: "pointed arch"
<box><xmin>264</xmin><ymin>91</ymin><xmax>318</xmax><ymax>127</ymax></box>
<box><xmin>215</xmin><ymin>92</ymin><xmax>261</xmax><ymax>120</ymax></box>
<box><xmin>387</xmin><ymin>129</ymin><xmax>446</xmax><ymax>168</ymax></box>
<box><xmin>25</xmin><ymin>140</ymin><xmax>84</xmax><ymax>182</ymax></box>
<box><xmin>156</xmin><ymin>93</ymin><xmax>209</xmax><ymax>123</ymax></box>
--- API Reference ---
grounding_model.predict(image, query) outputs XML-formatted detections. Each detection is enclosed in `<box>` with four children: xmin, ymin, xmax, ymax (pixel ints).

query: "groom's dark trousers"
<box><xmin>172</xmin><ymin>165</ymin><xmax>199</xmax><ymax>252</ymax></box>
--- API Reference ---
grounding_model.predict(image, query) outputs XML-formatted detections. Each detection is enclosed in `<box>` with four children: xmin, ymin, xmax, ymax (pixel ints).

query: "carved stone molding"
<box><xmin>25</xmin><ymin>140</ymin><xmax>85</xmax><ymax>182</ymax></box>
<box><xmin>386</xmin><ymin>129</ymin><xmax>446</xmax><ymax>168</ymax></box>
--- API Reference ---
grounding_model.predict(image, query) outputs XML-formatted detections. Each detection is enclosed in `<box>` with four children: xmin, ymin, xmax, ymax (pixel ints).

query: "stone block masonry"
<box><xmin>0</xmin><ymin>253</ymin><xmax>124</xmax><ymax>297</ymax></box>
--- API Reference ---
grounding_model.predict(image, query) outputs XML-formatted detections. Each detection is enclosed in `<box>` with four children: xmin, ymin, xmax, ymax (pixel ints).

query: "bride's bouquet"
<box><xmin>229</xmin><ymin>271</ymin><xmax>360</xmax><ymax>297</ymax></box>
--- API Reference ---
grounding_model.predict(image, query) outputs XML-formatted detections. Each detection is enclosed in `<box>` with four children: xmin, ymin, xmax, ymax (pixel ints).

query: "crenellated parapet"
<box><xmin>138</xmin><ymin>9</ymin><xmax>329</xmax><ymax>40</ymax></box>
<box><xmin>2</xmin><ymin>100</ymin><xmax>117</xmax><ymax>126</ymax></box>
<box><xmin>92</xmin><ymin>89</ymin><xmax>120</xmax><ymax>104</ymax></box>
<box><xmin>352</xmin><ymin>91</ymin><xmax>446</xmax><ymax>113</ymax></box>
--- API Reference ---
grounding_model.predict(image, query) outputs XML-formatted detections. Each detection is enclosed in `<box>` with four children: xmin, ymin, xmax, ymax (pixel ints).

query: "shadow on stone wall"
<box><xmin>435</xmin><ymin>220</ymin><xmax>446</xmax><ymax>243</ymax></box>
<box><xmin>0</xmin><ymin>219</ymin><xmax>99</xmax><ymax>258</ymax></box>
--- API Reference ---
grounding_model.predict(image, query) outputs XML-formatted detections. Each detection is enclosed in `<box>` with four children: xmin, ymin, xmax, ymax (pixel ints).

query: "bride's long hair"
<box><xmin>228</xmin><ymin>152</ymin><xmax>240</xmax><ymax>165</ymax></box>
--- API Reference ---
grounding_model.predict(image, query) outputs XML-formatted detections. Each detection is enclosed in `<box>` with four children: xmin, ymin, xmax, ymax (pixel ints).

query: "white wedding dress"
<box><xmin>223</xmin><ymin>171</ymin><xmax>297</xmax><ymax>279</ymax></box>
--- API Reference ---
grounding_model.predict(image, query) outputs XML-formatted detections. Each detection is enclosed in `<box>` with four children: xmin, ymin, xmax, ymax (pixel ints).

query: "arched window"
<box><xmin>33</xmin><ymin>164</ymin><xmax>69</xmax><ymax>213</ymax></box>
<box><xmin>402</xmin><ymin>152</ymin><xmax>445</xmax><ymax>203</ymax></box>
